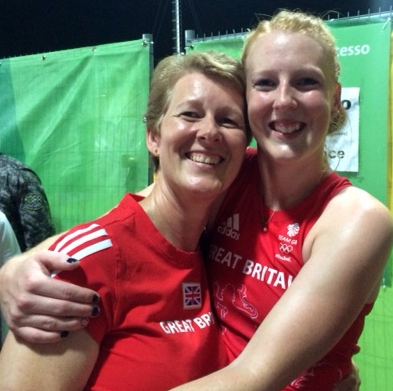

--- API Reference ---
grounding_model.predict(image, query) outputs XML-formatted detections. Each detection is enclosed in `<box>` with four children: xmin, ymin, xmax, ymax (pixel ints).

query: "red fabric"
<box><xmin>52</xmin><ymin>194</ymin><xmax>227</xmax><ymax>391</ymax></box>
<box><xmin>208</xmin><ymin>148</ymin><xmax>370</xmax><ymax>390</ymax></box>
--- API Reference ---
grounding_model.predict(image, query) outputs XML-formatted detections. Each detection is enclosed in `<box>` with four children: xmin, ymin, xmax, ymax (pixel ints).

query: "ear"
<box><xmin>146</xmin><ymin>127</ymin><xmax>160</xmax><ymax>157</ymax></box>
<box><xmin>332</xmin><ymin>83</ymin><xmax>342</xmax><ymax>111</ymax></box>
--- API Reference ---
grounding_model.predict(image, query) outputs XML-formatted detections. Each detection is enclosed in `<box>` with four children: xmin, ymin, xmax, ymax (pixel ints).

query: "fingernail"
<box><xmin>66</xmin><ymin>258</ymin><xmax>78</xmax><ymax>264</ymax></box>
<box><xmin>92</xmin><ymin>306</ymin><xmax>100</xmax><ymax>317</ymax></box>
<box><xmin>81</xmin><ymin>317</ymin><xmax>90</xmax><ymax>327</ymax></box>
<box><xmin>92</xmin><ymin>294</ymin><xmax>100</xmax><ymax>304</ymax></box>
<box><xmin>60</xmin><ymin>331</ymin><xmax>69</xmax><ymax>338</ymax></box>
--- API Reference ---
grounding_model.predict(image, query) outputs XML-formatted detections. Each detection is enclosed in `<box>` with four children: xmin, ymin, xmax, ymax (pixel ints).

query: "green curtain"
<box><xmin>0</xmin><ymin>39</ymin><xmax>151</xmax><ymax>232</ymax></box>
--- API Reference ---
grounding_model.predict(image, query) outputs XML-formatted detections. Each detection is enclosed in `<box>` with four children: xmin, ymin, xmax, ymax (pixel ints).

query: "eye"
<box><xmin>218</xmin><ymin>114</ymin><xmax>244</xmax><ymax>129</ymax></box>
<box><xmin>252</xmin><ymin>78</ymin><xmax>276</xmax><ymax>91</ymax></box>
<box><xmin>219</xmin><ymin>117</ymin><xmax>239</xmax><ymax>128</ymax></box>
<box><xmin>178</xmin><ymin>111</ymin><xmax>200</xmax><ymax>120</ymax></box>
<box><xmin>296</xmin><ymin>77</ymin><xmax>320</xmax><ymax>90</ymax></box>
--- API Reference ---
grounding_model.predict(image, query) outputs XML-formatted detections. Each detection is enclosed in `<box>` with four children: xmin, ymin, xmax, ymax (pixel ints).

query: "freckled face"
<box><xmin>150</xmin><ymin>72</ymin><xmax>247</xmax><ymax>198</ymax></box>
<box><xmin>245</xmin><ymin>31</ymin><xmax>339</xmax><ymax>164</ymax></box>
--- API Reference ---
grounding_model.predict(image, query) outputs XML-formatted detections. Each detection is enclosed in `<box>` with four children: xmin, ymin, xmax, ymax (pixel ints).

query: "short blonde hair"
<box><xmin>144</xmin><ymin>51</ymin><xmax>251</xmax><ymax>168</ymax></box>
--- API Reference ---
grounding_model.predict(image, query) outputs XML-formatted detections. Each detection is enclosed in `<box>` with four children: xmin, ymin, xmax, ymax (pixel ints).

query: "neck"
<box><xmin>258</xmin><ymin>153</ymin><xmax>330</xmax><ymax>210</ymax></box>
<box><xmin>139</xmin><ymin>180</ymin><xmax>215</xmax><ymax>252</ymax></box>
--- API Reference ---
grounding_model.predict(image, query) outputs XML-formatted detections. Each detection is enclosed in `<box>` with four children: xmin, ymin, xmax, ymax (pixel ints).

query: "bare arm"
<box><xmin>0</xmin><ymin>236</ymin><xmax>100</xmax><ymax>343</ymax></box>
<box><xmin>170</xmin><ymin>188</ymin><xmax>393</xmax><ymax>391</ymax></box>
<box><xmin>0</xmin><ymin>329</ymin><xmax>98</xmax><ymax>390</ymax></box>
<box><xmin>0</xmin><ymin>184</ymin><xmax>158</xmax><ymax>343</ymax></box>
<box><xmin>0</xmin><ymin>186</ymin><xmax>156</xmax><ymax>344</ymax></box>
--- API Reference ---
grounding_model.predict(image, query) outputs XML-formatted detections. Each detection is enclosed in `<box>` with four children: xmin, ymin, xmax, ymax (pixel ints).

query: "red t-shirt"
<box><xmin>51</xmin><ymin>194</ymin><xmax>227</xmax><ymax>391</ymax></box>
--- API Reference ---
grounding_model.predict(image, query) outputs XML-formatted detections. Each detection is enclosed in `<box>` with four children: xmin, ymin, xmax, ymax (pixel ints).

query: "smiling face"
<box><xmin>245</xmin><ymin>30</ymin><xmax>340</xmax><ymax>166</ymax></box>
<box><xmin>147</xmin><ymin>71</ymin><xmax>247</xmax><ymax>199</ymax></box>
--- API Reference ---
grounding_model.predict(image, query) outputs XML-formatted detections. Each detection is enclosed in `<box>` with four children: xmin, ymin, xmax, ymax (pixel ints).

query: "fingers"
<box><xmin>9</xmin><ymin>295</ymin><xmax>100</xmax><ymax>321</ymax></box>
<box><xmin>21</xmin><ymin>272</ymin><xmax>99</xmax><ymax>305</ymax></box>
<box><xmin>33</xmin><ymin>250</ymin><xmax>79</xmax><ymax>272</ymax></box>
<box><xmin>10</xmin><ymin>250</ymin><xmax>77</xmax><ymax>277</ymax></box>
<box><xmin>7</xmin><ymin>313</ymin><xmax>91</xmax><ymax>334</ymax></box>
<box><xmin>0</xmin><ymin>250</ymin><xmax>101</xmax><ymax>343</ymax></box>
<box><xmin>1</xmin><ymin>250</ymin><xmax>99</xmax><ymax>305</ymax></box>
<box><xmin>9</xmin><ymin>326</ymin><xmax>78</xmax><ymax>344</ymax></box>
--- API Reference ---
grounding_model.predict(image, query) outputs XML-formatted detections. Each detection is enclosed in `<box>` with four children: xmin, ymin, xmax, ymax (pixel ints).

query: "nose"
<box><xmin>197</xmin><ymin>117</ymin><xmax>222</xmax><ymax>142</ymax></box>
<box><xmin>272</xmin><ymin>83</ymin><xmax>297</xmax><ymax>111</ymax></box>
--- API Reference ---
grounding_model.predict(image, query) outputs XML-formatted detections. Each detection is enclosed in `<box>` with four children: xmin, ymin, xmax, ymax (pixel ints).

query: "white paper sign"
<box><xmin>325</xmin><ymin>87</ymin><xmax>360</xmax><ymax>172</ymax></box>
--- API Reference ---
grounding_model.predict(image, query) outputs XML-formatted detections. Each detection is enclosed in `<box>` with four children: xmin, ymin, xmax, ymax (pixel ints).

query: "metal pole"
<box><xmin>172</xmin><ymin>0</ymin><xmax>182</xmax><ymax>54</ymax></box>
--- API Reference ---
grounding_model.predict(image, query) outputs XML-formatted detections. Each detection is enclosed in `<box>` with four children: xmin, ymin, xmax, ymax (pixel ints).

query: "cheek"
<box><xmin>307</xmin><ymin>91</ymin><xmax>331</xmax><ymax>110</ymax></box>
<box><xmin>304</xmin><ymin>91</ymin><xmax>330</xmax><ymax>116</ymax></box>
<box><xmin>233</xmin><ymin>137</ymin><xmax>248</xmax><ymax>167</ymax></box>
<box><xmin>224</xmin><ymin>130</ymin><xmax>247</xmax><ymax>159</ymax></box>
<box><xmin>230</xmin><ymin>126</ymin><xmax>249</xmax><ymax>146</ymax></box>
<box><xmin>159</xmin><ymin>120</ymin><xmax>189</xmax><ymax>147</ymax></box>
<box><xmin>234</xmin><ymin>136</ymin><xmax>248</xmax><ymax>158</ymax></box>
<box><xmin>247</xmin><ymin>94</ymin><xmax>270</xmax><ymax>121</ymax></box>
<box><xmin>310</xmin><ymin>101</ymin><xmax>332</xmax><ymax>128</ymax></box>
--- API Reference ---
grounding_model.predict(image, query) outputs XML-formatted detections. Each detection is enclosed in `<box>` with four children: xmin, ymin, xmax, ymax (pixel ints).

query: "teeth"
<box><xmin>188</xmin><ymin>153</ymin><xmax>220</xmax><ymax>165</ymax></box>
<box><xmin>274</xmin><ymin>122</ymin><xmax>301</xmax><ymax>133</ymax></box>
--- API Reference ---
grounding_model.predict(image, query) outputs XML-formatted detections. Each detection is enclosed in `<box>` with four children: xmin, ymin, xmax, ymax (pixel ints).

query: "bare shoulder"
<box><xmin>305</xmin><ymin>185</ymin><xmax>393</xmax><ymax>266</ymax></box>
<box><xmin>328</xmin><ymin>186</ymin><xmax>393</xmax><ymax>230</ymax></box>
<box><xmin>304</xmin><ymin>185</ymin><xmax>393</xmax><ymax>303</ymax></box>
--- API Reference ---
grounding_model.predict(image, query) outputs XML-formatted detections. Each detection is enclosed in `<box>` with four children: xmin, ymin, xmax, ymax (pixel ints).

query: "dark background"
<box><xmin>0</xmin><ymin>0</ymin><xmax>392</xmax><ymax>62</ymax></box>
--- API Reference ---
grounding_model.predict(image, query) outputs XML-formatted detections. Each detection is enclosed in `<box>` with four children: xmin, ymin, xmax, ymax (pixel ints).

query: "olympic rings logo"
<box><xmin>279</xmin><ymin>243</ymin><xmax>293</xmax><ymax>254</ymax></box>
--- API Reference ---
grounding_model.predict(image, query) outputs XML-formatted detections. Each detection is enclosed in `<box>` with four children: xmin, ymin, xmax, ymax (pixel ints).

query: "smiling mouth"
<box><xmin>270</xmin><ymin>122</ymin><xmax>303</xmax><ymax>134</ymax></box>
<box><xmin>186</xmin><ymin>152</ymin><xmax>222</xmax><ymax>165</ymax></box>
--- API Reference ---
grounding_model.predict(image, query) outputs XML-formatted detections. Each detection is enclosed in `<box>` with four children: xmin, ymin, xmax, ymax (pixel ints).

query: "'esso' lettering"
<box><xmin>337</xmin><ymin>44</ymin><xmax>370</xmax><ymax>57</ymax></box>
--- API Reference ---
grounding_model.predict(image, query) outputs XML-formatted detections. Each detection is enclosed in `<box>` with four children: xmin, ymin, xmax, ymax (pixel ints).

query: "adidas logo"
<box><xmin>217</xmin><ymin>214</ymin><xmax>240</xmax><ymax>240</ymax></box>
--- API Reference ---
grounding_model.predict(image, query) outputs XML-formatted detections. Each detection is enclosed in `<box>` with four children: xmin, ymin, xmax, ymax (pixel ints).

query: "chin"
<box><xmin>187</xmin><ymin>180</ymin><xmax>223</xmax><ymax>196</ymax></box>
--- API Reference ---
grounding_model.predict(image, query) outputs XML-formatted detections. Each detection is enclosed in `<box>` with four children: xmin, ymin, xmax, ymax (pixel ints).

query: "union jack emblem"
<box><xmin>182</xmin><ymin>283</ymin><xmax>202</xmax><ymax>309</ymax></box>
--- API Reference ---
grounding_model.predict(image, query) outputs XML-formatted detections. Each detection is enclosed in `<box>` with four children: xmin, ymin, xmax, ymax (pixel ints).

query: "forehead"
<box><xmin>169</xmin><ymin>72</ymin><xmax>243</xmax><ymax>106</ymax></box>
<box><xmin>247</xmin><ymin>31</ymin><xmax>327</xmax><ymax>72</ymax></box>
<box><xmin>171</xmin><ymin>72</ymin><xmax>209</xmax><ymax>99</ymax></box>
